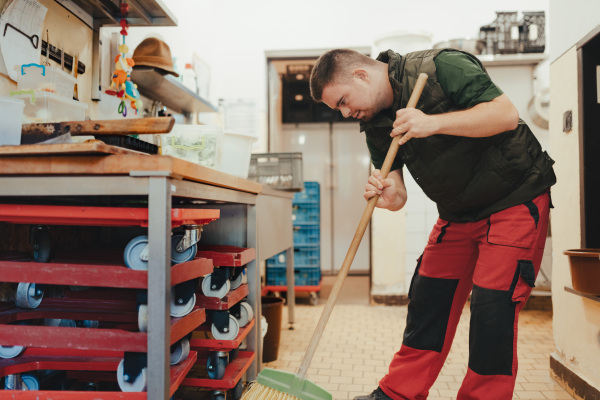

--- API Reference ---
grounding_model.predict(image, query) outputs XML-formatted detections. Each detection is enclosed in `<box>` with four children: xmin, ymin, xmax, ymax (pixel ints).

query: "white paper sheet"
<box><xmin>0</xmin><ymin>0</ymin><xmax>47</xmax><ymax>81</ymax></box>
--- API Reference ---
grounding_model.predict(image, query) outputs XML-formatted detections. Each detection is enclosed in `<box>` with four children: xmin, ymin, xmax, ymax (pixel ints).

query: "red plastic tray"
<box><xmin>262</xmin><ymin>285</ymin><xmax>321</xmax><ymax>294</ymax></box>
<box><xmin>191</xmin><ymin>319</ymin><xmax>255</xmax><ymax>352</ymax></box>
<box><xmin>180</xmin><ymin>351</ymin><xmax>255</xmax><ymax>390</ymax></box>
<box><xmin>0</xmin><ymin>254</ymin><xmax>213</xmax><ymax>289</ymax></box>
<box><xmin>195</xmin><ymin>245</ymin><xmax>255</xmax><ymax>267</ymax></box>
<box><xmin>0</xmin><ymin>204</ymin><xmax>220</xmax><ymax>227</ymax></box>
<box><xmin>0</xmin><ymin>348</ymin><xmax>197</xmax><ymax>398</ymax></box>
<box><xmin>0</xmin><ymin>307</ymin><xmax>205</xmax><ymax>352</ymax></box>
<box><xmin>195</xmin><ymin>284</ymin><xmax>249</xmax><ymax>311</ymax></box>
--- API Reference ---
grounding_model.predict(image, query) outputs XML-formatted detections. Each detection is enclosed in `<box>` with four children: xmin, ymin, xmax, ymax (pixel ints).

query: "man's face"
<box><xmin>321</xmin><ymin>70</ymin><xmax>382</xmax><ymax>122</ymax></box>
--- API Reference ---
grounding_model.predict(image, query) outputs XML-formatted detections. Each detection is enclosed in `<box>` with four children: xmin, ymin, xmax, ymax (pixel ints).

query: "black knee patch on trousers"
<box><xmin>469</xmin><ymin>285</ymin><xmax>517</xmax><ymax>376</ymax></box>
<box><xmin>403</xmin><ymin>274</ymin><xmax>459</xmax><ymax>352</ymax></box>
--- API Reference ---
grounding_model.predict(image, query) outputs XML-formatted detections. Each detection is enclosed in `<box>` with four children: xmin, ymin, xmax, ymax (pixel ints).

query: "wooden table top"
<box><xmin>0</xmin><ymin>143</ymin><xmax>262</xmax><ymax>194</ymax></box>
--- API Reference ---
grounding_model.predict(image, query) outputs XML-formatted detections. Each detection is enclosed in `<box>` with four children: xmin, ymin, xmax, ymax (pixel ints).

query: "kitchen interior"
<box><xmin>0</xmin><ymin>0</ymin><xmax>598</xmax><ymax>399</ymax></box>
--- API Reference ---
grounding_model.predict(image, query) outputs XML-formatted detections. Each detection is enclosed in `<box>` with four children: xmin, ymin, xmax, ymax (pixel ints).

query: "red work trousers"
<box><xmin>379</xmin><ymin>191</ymin><xmax>551</xmax><ymax>400</ymax></box>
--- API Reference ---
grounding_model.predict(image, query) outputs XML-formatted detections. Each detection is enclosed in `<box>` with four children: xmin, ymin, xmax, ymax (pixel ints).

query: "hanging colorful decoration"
<box><xmin>105</xmin><ymin>1</ymin><xmax>143</xmax><ymax>117</ymax></box>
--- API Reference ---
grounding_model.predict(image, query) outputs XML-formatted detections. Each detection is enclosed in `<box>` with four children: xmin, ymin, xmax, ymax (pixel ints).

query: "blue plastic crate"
<box><xmin>266</xmin><ymin>248</ymin><xmax>320</xmax><ymax>268</ymax></box>
<box><xmin>266</xmin><ymin>266</ymin><xmax>321</xmax><ymax>286</ymax></box>
<box><xmin>293</xmin><ymin>225</ymin><xmax>320</xmax><ymax>245</ymax></box>
<box><xmin>266</xmin><ymin>251</ymin><xmax>287</xmax><ymax>267</ymax></box>
<box><xmin>294</xmin><ymin>247</ymin><xmax>320</xmax><ymax>267</ymax></box>
<box><xmin>293</xmin><ymin>203</ymin><xmax>320</xmax><ymax>224</ymax></box>
<box><xmin>293</xmin><ymin>181</ymin><xmax>320</xmax><ymax>204</ymax></box>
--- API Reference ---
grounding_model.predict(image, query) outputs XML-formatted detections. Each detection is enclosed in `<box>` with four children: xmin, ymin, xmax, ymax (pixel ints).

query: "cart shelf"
<box><xmin>0</xmin><ymin>307</ymin><xmax>204</xmax><ymax>352</ymax></box>
<box><xmin>0</xmin><ymin>204</ymin><xmax>220</xmax><ymax>227</ymax></box>
<box><xmin>262</xmin><ymin>285</ymin><xmax>321</xmax><ymax>293</ymax></box>
<box><xmin>191</xmin><ymin>319</ymin><xmax>255</xmax><ymax>352</ymax></box>
<box><xmin>0</xmin><ymin>254</ymin><xmax>213</xmax><ymax>289</ymax></box>
<box><xmin>0</xmin><ymin>348</ymin><xmax>197</xmax><ymax>398</ymax></box>
<box><xmin>181</xmin><ymin>351</ymin><xmax>255</xmax><ymax>390</ymax></box>
<box><xmin>196</xmin><ymin>245</ymin><xmax>256</xmax><ymax>267</ymax></box>
<box><xmin>195</xmin><ymin>284</ymin><xmax>249</xmax><ymax>311</ymax></box>
<box><xmin>0</xmin><ymin>295</ymin><xmax>137</xmax><ymax>325</ymax></box>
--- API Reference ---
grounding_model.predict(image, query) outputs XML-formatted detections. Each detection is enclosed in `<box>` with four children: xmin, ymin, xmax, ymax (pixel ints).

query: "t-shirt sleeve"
<box><xmin>434</xmin><ymin>51</ymin><xmax>503</xmax><ymax>108</ymax></box>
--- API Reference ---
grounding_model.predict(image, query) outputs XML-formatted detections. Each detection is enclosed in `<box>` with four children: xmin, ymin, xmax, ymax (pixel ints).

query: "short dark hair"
<box><xmin>310</xmin><ymin>49</ymin><xmax>376</xmax><ymax>102</ymax></box>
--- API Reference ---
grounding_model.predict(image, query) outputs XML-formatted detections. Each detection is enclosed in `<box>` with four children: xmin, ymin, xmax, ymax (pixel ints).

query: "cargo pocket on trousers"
<box><xmin>510</xmin><ymin>260</ymin><xmax>536</xmax><ymax>303</ymax></box>
<box><xmin>487</xmin><ymin>202</ymin><xmax>539</xmax><ymax>248</ymax></box>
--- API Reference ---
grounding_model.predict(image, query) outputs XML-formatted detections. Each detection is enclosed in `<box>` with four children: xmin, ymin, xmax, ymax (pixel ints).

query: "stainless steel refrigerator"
<box><xmin>276</xmin><ymin>121</ymin><xmax>372</xmax><ymax>274</ymax></box>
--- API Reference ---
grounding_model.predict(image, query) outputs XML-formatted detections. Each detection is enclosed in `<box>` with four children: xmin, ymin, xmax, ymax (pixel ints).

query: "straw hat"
<box><xmin>132</xmin><ymin>37</ymin><xmax>179</xmax><ymax>77</ymax></box>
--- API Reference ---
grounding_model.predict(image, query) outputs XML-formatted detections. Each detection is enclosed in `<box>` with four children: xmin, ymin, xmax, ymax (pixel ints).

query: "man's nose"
<box><xmin>340</xmin><ymin>107</ymin><xmax>351</xmax><ymax>118</ymax></box>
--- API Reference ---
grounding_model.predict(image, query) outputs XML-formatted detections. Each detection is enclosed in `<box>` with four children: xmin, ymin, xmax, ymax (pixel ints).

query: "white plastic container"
<box><xmin>219</xmin><ymin>130</ymin><xmax>258</xmax><ymax>178</ymax></box>
<box><xmin>0</xmin><ymin>96</ymin><xmax>25</xmax><ymax>146</ymax></box>
<box><xmin>15</xmin><ymin>64</ymin><xmax>77</xmax><ymax>98</ymax></box>
<box><xmin>372</xmin><ymin>31</ymin><xmax>433</xmax><ymax>57</ymax></box>
<box><xmin>161</xmin><ymin>124</ymin><xmax>222</xmax><ymax>169</ymax></box>
<box><xmin>12</xmin><ymin>91</ymin><xmax>88</xmax><ymax>124</ymax></box>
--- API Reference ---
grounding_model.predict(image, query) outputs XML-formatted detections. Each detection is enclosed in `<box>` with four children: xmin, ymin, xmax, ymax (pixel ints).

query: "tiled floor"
<box><xmin>263</xmin><ymin>276</ymin><xmax>572</xmax><ymax>400</ymax></box>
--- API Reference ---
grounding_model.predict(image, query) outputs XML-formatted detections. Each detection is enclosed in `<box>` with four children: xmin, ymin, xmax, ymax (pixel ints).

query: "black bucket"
<box><xmin>261</xmin><ymin>296</ymin><xmax>285</xmax><ymax>362</ymax></box>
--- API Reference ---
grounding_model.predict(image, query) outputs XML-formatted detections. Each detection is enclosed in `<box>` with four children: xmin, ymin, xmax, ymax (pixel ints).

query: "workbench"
<box><xmin>0</xmin><ymin>143</ymin><xmax>287</xmax><ymax>399</ymax></box>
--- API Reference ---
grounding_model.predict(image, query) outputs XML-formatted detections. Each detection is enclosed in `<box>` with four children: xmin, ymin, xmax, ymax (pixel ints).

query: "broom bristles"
<box><xmin>241</xmin><ymin>381</ymin><xmax>302</xmax><ymax>400</ymax></box>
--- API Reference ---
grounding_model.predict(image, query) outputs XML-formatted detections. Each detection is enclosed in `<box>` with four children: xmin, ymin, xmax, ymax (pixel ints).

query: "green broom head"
<box><xmin>253</xmin><ymin>367</ymin><xmax>332</xmax><ymax>400</ymax></box>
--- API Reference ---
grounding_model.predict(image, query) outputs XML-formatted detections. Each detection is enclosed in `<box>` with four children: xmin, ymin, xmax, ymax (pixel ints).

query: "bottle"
<box><xmin>181</xmin><ymin>63</ymin><xmax>197</xmax><ymax>94</ymax></box>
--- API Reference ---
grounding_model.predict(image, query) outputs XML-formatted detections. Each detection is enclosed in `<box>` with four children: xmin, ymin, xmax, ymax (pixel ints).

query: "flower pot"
<box><xmin>564</xmin><ymin>249</ymin><xmax>600</xmax><ymax>295</ymax></box>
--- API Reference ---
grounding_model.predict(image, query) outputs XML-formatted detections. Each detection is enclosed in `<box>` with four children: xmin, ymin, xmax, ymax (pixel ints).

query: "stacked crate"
<box><xmin>264</xmin><ymin>182</ymin><xmax>321</xmax><ymax>304</ymax></box>
<box><xmin>479</xmin><ymin>11</ymin><xmax>546</xmax><ymax>55</ymax></box>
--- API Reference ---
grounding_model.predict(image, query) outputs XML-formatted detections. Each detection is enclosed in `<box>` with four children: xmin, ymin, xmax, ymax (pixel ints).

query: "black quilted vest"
<box><xmin>361</xmin><ymin>49</ymin><xmax>556</xmax><ymax>222</ymax></box>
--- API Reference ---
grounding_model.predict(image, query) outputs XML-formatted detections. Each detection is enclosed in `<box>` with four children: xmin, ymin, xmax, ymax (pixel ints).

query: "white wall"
<box><xmin>548</xmin><ymin>0</ymin><xmax>600</xmax><ymax>392</ymax></box>
<box><xmin>114</xmin><ymin>0</ymin><xmax>549</xmax><ymax>112</ymax></box>
<box><xmin>549</xmin><ymin>0</ymin><xmax>600</xmax><ymax>62</ymax></box>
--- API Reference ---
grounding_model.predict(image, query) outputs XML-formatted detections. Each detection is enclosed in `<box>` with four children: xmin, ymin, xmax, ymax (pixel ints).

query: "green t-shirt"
<box><xmin>434</xmin><ymin>51</ymin><xmax>503</xmax><ymax>108</ymax></box>
<box><xmin>367</xmin><ymin>51</ymin><xmax>503</xmax><ymax>171</ymax></box>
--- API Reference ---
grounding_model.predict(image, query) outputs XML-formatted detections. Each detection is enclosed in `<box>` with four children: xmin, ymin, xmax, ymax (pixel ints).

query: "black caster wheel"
<box><xmin>235</xmin><ymin>301</ymin><xmax>253</xmax><ymax>327</ymax></box>
<box><xmin>32</xmin><ymin>227</ymin><xmax>51</xmax><ymax>263</ymax></box>
<box><xmin>21</xmin><ymin>373</ymin><xmax>39</xmax><ymax>390</ymax></box>
<box><xmin>15</xmin><ymin>282</ymin><xmax>43</xmax><ymax>309</ymax></box>
<box><xmin>170</xmin><ymin>287</ymin><xmax>196</xmax><ymax>318</ymax></box>
<box><xmin>117</xmin><ymin>358</ymin><xmax>147</xmax><ymax>392</ymax></box>
<box><xmin>201</xmin><ymin>273</ymin><xmax>231</xmax><ymax>299</ymax></box>
<box><xmin>0</xmin><ymin>345</ymin><xmax>25</xmax><ymax>359</ymax></box>
<box><xmin>206</xmin><ymin>351</ymin><xmax>228</xmax><ymax>380</ymax></box>
<box><xmin>232</xmin><ymin>379</ymin><xmax>243</xmax><ymax>400</ymax></box>
<box><xmin>211</xmin><ymin>390</ymin><xmax>226</xmax><ymax>400</ymax></box>
<box><xmin>170</xmin><ymin>338</ymin><xmax>190</xmax><ymax>365</ymax></box>
<box><xmin>124</xmin><ymin>235</ymin><xmax>149</xmax><ymax>270</ymax></box>
<box><xmin>230</xmin><ymin>273</ymin><xmax>243</xmax><ymax>290</ymax></box>
<box><xmin>211</xmin><ymin>315</ymin><xmax>239</xmax><ymax>341</ymax></box>
<box><xmin>171</xmin><ymin>234</ymin><xmax>197</xmax><ymax>264</ymax></box>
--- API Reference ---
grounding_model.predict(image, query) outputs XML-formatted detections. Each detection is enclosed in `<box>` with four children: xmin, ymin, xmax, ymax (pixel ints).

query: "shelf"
<box><xmin>131</xmin><ymin>67</ymin><xmax>218</xmax><ymax>115</ymax></box>
<box><xmin>0</xmin><ymin>254</ymin><xmax>214</xmax><ymax>289</ymax></box>
<box><xmin>0</xmin><ymin>348</ymin><xmax>196</xmax><ymax>399</ymax></box>
<box><xmin>477</xmin><ymin>53</ymin><xmax>546</xmax><ymax>67</ymax></box>
<box><xmin>0</xmin><ymin>307</ymin><xmax>205</xmax><ymax>352</ymax></box>
<box><xmin>0</xmin><ymin>204</ymin><xmax>220</xmax><ymax>227</ymax></box>
<box><xmin>263</xmin><ymin>285</ymin><xmax>321</xmax><ymax>293</ymax></box>
<box><xmin>181</xmin><ymin>351</ymin><xmax>255</xmax><ymax>390</ymax></box>
<box><xmin>564</xmin><ymin>286</ymin><xmax>600</xmax><ymax>303</ymax></box>
<box><xmin>196</xmin><ymin>245</ymin><xmax>256</xmax><ymax>267</ymax></box>
<box><xmin>191</xmin><ymin>319</ymin><xmax>254</xmax><ymax>352</ymax></box>
<box><xmin>196</xmin><ymin>284</ymin><xmax>250</xmax><ymax>311</ymax></box>
<box><xmin>55</xmin><ymin>0</ymin><xmax>177</xmax><ymax>29</ymax></box>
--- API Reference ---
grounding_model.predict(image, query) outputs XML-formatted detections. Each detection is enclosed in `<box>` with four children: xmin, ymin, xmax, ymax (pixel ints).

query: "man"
<box><xmin>309</xmin><ymin>48</ymin><xmax>556</xmax><ymax>400</ymax></box>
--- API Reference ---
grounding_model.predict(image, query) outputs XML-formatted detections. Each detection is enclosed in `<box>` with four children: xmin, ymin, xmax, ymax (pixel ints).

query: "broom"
<box><xmin>242</xmin><ymin>73</ymin><xmax>429</xmax><ymax>400</ymax></box>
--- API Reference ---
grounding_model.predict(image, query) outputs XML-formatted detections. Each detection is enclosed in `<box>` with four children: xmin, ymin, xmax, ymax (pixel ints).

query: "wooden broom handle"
<box><xmin>296</xmin><ymin>73</ymin><xmax>428</xmax><ymax>379</ymax></box>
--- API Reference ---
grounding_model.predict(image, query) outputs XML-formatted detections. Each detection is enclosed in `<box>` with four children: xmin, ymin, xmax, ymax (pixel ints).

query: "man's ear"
<box><xmin>353</xmin><ymin>68</ymin><xmax>369</xmax><ymax>82</ymax></box>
